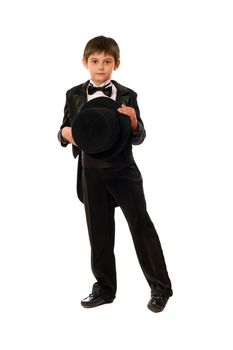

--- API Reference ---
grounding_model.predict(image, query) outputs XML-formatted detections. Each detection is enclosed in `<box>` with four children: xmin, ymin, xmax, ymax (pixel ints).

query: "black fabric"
<box><xmin>81</xmin><ymin>150</ymin><xmax>134</xmax><ymax>168</ymax></box>
<box><xmin>82</xmin><ymin>163</ymin><xmax>173</xmax><ymax>301</ymax></box>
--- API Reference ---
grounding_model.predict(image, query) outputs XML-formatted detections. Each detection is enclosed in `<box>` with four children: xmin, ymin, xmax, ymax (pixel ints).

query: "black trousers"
<box><xmin>82</xmin><ymin>161</ymin><xmax>173</xmax><ymax>302</ymax></box>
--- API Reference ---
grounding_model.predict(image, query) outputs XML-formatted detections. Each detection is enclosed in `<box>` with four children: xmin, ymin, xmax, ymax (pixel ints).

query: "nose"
<box><xmin>97</xmin><ymin>62</ymin><xmax>104</xmax><ymax>70</ymax></box>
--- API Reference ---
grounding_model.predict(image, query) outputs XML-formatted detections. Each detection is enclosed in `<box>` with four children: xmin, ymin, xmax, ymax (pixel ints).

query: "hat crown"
<box><xmin>71</xmin><ymin>97</ymin><xmax>131</xmax><ymax>160</ymax></box>
<box><xmin>74</xmin><ymin>106</ymin><xmax>120</xmax><ymax>154</ymax></box>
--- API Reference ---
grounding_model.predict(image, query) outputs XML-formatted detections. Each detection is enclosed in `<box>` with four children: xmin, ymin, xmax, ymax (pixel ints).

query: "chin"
<box><xmin>95</xmin><ymin>75</ymin><xmax>109</xmax><ymax>81</ymax></box>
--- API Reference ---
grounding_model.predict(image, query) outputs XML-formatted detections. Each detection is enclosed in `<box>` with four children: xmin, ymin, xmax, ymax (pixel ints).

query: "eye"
<box><xmin>90</xmin><ymin>59</ymin><xmax>98</xmax><ymax>64</ymax></box>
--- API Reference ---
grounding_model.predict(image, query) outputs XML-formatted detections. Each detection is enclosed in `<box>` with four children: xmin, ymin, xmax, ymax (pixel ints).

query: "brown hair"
<box><xmin>83</xmin><ymin>36</ymin><xmax>120</xmax><ymax>64</ymax></box>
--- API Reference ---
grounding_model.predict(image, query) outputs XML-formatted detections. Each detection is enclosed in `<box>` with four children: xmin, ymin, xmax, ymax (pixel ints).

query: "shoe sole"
<box><xmin>81</xmin><ymin>300</ymin><xmax>113</xmax><ymax>308</ymax></box>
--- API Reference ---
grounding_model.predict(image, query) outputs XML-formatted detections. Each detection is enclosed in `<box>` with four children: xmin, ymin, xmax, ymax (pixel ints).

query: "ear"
<box><xmin>82</xmin><ymin>58</ymin><xmax>88</xmax><ymax>68</ymax></box>
<box><xmin>114</xmin><ymin>59</ymin><xmax>120</xmax><ymax>71</ymax></box>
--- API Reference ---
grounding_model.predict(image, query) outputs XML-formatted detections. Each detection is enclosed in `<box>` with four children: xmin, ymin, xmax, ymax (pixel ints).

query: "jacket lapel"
<box><xmin>73</xmin><ymin>80</ymin><xmax>89</xmax><ymax>113</ymax></box>
<box><xmin>112</xmin><ymin>80</ymin><xmax>131</xmax><ymax>106</ymax></box>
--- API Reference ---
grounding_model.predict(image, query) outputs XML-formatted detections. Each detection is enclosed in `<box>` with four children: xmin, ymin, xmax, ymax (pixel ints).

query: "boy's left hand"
<box><xmin>117</xmin><ymin>104</ymin><xmax>138</xmax><ymax>132</ymax></box>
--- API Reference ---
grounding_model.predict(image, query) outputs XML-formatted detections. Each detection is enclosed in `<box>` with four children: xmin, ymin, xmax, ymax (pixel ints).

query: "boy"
<box><xmin>58</xmin><ymin>36</ymin><xmax>173</xmax><ymax>312</ymax></box>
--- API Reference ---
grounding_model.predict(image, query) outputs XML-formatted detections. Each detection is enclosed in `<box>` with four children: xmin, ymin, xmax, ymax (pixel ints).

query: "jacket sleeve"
<box><xmin>129</xmin><ymin>92</ymin><xmax>146</xmax><ymax>145</ymax></box>
<box><xmin>57</xmin><ymin>91</ymin><xmax>71</xmax><ymax>147</ymax></box>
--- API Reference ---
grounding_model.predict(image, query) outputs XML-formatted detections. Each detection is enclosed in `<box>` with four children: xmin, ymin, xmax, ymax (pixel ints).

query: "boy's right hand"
<box><xmin>61</xmin><ymin>127</ymin><xmax>77</xmax><ymax>146</ymax></box>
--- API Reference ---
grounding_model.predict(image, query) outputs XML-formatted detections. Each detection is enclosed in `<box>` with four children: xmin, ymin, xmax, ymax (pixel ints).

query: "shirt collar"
<box><xmin>89</xmin><ymin>79</ymin><xmax>112</xmax><ymax>87</ymax></box>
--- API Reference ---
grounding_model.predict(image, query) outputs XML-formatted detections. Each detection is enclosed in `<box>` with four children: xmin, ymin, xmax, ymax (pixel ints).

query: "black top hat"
<box><xmin>71</xmin><ymin>97</ymin><xmax>131</xmax><ymax>160</ymax></box>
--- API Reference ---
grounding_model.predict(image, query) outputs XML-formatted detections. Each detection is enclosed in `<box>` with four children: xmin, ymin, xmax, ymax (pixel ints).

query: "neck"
<box><xmin>90</xmin><ymin>79</ymin><xmax>111</xmax><ymax>87</ymax></box>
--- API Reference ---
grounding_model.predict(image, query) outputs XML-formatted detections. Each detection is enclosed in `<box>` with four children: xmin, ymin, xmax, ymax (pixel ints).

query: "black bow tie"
<box><xmin>88</xmin><ymin>83</ymin><xmax>112</xmax><ymax>97</ymax></box>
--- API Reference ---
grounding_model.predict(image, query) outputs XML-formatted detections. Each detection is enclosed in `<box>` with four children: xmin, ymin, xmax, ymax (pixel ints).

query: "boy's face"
<box><xmin>82</xmin><ymin>52</ymin><xmax>120</xmax><ymax>85</ymax></box>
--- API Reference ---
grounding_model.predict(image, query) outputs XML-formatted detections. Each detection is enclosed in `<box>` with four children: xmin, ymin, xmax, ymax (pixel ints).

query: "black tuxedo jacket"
<box><xmin>58</xmin><ymin>80</ymin><xmax>146</xmax><ymax>203</ymax></box>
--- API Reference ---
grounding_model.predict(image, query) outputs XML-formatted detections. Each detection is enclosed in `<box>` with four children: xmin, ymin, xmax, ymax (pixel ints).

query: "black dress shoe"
<box><xmin>147</xmin><ymin>295</ymin><xmax>169</xmax><ymax>313</ymax></box>
<box><xmin>81</xmin><ymin>294</ymin><xmax>113</xmax><ymax>308</ymax></box>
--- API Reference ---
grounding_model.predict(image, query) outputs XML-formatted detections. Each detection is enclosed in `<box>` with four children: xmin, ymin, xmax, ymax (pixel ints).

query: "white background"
<box><xmin>0</xmin><ymin>0</ymin><xmax>233</xmax><ymax>349</ymax></box>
